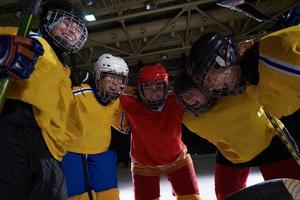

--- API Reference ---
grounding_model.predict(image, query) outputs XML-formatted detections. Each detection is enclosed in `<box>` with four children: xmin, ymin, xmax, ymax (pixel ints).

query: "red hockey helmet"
<box><xmin>137</xmin><ymin>64</ymin><xmax>169</xmax><ymax>111</ymax></box>
<box><xmin>138</xmin><ymin>64</ymin><xmax>168</xmax><ymax>85</ymax></box>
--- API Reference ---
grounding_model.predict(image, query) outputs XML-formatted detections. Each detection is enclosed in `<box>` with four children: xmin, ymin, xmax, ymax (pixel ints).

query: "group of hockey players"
<box><xmin>0</xmin><ymin>0</ymin><xmax>299</xmax><ymax>200</ymax></box>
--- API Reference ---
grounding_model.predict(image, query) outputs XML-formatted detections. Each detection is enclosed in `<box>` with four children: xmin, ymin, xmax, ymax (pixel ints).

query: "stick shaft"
<box><xmin>0</xmin><ymin>0</ymin><xmax>42</xmax><ymax>112</ymax></box>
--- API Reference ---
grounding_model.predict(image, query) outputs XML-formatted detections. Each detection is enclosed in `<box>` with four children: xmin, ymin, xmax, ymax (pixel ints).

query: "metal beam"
<box><xmin>87</xmin><ymin>0</ymin><xmax>215</xmax><ymax>26</ymax></box>
<box><xmin>87</xmin><ymin>9</ymin><xmax>247</xmax><ymax>45</ymax></box>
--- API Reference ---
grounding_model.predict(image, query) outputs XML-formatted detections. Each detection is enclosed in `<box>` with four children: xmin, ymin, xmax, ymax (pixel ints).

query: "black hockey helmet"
<box><xmin>188</xmin><ymin>32</ymin><xmax>244</xmax><ymax>98</ymax></box>
<box><xmin>40</xmin><ymin>0</ymin><xmax>88</xmax><ymax>53</ymax></box>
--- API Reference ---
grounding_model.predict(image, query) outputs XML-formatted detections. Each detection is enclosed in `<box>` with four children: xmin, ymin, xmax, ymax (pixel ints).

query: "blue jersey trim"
<box><xmin>259</xmin><ymin>54</ymin><xmax>300</xmax><ymax>77</ymax></box>
<box><xmin>73</xmin><ymin>87</ymin><xmax>93</xmax><ymax>95</ymax></box>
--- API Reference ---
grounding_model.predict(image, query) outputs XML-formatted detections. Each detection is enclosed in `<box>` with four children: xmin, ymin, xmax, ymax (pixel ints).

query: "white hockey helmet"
<box><xmin>93</xmin><ymin>53</ymin><xmax>129</xmax><ymax>102</ymax></box>
<box><xmin>94</xmin><ymin>53</ymin><xmax>129</xmax><ymax>80</ymax></box>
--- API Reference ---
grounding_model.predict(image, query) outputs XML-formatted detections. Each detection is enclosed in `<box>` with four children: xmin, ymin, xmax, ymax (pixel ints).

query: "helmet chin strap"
<box><xmin>145</xmin><ymin>99</ymin><xmax>165</xmax><ymax>112</ymax></box>
<box><xmin>94</xmin><ymin>90</ymin><xmax>112</xmax><ymax>106</ymax></box>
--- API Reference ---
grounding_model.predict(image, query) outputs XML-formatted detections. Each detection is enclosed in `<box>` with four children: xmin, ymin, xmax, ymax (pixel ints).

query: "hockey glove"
<box><xmin>70</xmin><ymin>68</ymin><xmax>93</xmax><ymax>87</ymax></box>
<box><xmin>0</xmin><ymin>35</ymin><xmax>44</xmax><ymax>79</ymax></box>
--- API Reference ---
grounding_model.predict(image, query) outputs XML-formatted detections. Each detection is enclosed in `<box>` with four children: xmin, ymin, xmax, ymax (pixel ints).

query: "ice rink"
<box><xmin>118</xmin><ymin>154</ymin><xmax>264</xmax><ymax>200</ymax></box>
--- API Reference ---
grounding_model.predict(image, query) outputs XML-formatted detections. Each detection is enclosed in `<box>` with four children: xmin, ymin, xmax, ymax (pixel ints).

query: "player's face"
<box><xmin>142</xmin><ymin>82</ymin><xmax>165</xmax><ymax>102</ymax></box>
<box><xmin>180</xmin><ymin>88</ymin><xmax>208</xmax><ymax>109</ymax></box>
<box><xmin>97</xmin><ymin>73</ymin><xmax>126</xmax><ymax>94</ymax></box>
<box><xmin>51</xmin><ymin>18</ymin><xmax>81</xmax><ymax>46</ymax></box>
<box><xmin>203</xmin><ymin>65</ymin><xmax>240</xmax><ymax>92</ymax></box>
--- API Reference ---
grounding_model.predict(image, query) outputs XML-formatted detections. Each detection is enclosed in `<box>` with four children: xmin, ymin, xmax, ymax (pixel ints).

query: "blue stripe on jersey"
<box><xmin>29</xmin><ymin>31</ymin><xmax>40</xmax><ymax>37</ymax></box>
<box><xmin>259</xmin><ymin>54</ymin><xmax>300</xmax><ymax>77</ymax></box>
<box><xmin>73</xmin><ymin>88</ymin><xmax>93</xmax><ymax>95</ymax></box>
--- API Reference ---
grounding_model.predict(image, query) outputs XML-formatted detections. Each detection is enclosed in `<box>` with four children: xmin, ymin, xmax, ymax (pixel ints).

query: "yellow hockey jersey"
<box><xmin>1</xmin><ymin>26</ymin><xmax>73</xmax><ymax>161</ymax></box>
<box><xmin>183</xmin><ymin>87</ymin><xmax>275</xmax><ymax>164</ymax></box>
<box><xmin>64</xmin><ymin>84</ymin><xmax>121</xmax><ymax>154</ymax></box>
<box><xmin>251</xmin><ymin>25</ymin><xmax>300</xmax><ymax>118</ymax></box>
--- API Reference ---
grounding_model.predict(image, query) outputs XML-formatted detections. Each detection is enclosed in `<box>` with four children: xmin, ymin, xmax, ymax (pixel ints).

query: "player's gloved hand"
<box><xmin>0</xmin><ymin>35</ymin><xmax>44</xmax><ymax>79</ymax></box>
<box><xmin>70</xmin><ymin>68</ymin><xmax>94</xmax><ymax>87</ymax></box>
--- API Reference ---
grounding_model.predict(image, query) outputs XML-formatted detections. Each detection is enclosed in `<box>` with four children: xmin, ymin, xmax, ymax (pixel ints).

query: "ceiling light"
<box><xmin>144</xmin><ymin>1</ymin><xmax>155</xmax><ymax>10</ymax></box>
<box><xmin>145</xmin><ymin>3</ymin><xmax>151</xmax><ymax>10</ymax></box>
<box><xmin>160</xmin><ymin>54</ymin><xmax>168</xmax><ymax>60</ymax></box>
<box><xmin>170</xmin><ymin>31</ymin><xmax>175</xmax><ymax>38</ymax></box>
<box><xmin>143</xmin><ymin>36</ymin><xmax>148</xmax><ymax>42</ymax></box>
<box><xmin>15</xmin><ymin>11</ymin><xmax>22</xmax><ymax>18</ymax></box>
<box><xmin>81</xmin><ymin>0</ymin><xmax>96</xmax><ymax>6</ymax></box>
<box><xmin>84</xmin><ymin>14</ymin><xmax>96</xmax><ymax>21</ymax></box>
<box><xmin>200</xmin><ymin>26</ymin><xmax>205</xmax><ymax>32</ymax></box>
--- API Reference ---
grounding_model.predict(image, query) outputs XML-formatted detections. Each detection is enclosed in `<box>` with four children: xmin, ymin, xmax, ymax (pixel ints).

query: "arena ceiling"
<box><xmin>0</xmin><ymin>0</ymin><xmax>299</xmax><ymax>82</ymax></box>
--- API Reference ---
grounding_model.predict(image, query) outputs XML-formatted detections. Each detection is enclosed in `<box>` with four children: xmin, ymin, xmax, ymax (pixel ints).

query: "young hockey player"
<box><xmin>0</xmin><ymin>0</ymin><xmax>88</xmax><ymax>199</ymax></box>
<box><xmin>119</xmin><ymin>64</ymin><xmax>201</xmax><ymax>200</ymax></box>
<box><xmin>175</xmin><ymin>30</ymin><xmax>300</xmax><ymax>200</ymax></box>
<box><xmin>62</xmin><ymin>54</ymin><xmax>129</xmax><ymax>200</ymax></box>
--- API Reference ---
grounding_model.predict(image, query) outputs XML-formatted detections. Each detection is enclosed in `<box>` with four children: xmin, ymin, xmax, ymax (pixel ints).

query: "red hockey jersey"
<box><xmin>120</xmin><ymin>93</ymin><xmax>186</xmax><ymax>166</ymax></box>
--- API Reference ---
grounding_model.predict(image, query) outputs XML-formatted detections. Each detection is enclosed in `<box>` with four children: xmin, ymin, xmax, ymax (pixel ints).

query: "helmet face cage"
<box><xmin>43</xmin><ymin>9</ymin><xmax>88</xmax><ymax>53</ymax></box>
<box><xmin>95</xmin><ymin>72</ymin><xmax>128</xmax><ymax>102</ymax></box>
<box><xmin>139</xmin><ymin>81</ymin><xmax>168</xmax><ymax>112</ymax></box>
<box><xmin>94</xmin><ymin>54</ymin><xmax>129</xmax><ymax>102</ymax></box>
<box><xmin>176</xmin><ymin>85</ymin><xmax>216</xmax><ymax>116</ymax></box>
<box><xmin>137</xmin><ymin>65</ymin><xmax>169</xmax><ymax>111</ymax></box>
<box><xmin>192</xmin><ymin>37</ymin><xmax>244</xmax><ymax>98</ymax></box>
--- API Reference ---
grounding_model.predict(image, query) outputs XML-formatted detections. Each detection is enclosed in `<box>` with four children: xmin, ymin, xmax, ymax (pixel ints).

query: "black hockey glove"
<box><xmin>70</xmin><ymin>68</ymin><xmax>93</xmax><ymax>87</ymax></box>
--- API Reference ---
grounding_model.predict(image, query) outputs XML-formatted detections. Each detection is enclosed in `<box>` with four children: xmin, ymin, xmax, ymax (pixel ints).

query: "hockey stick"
<box><xmin>262</xmin><ymin>107</ymin><xmax>300</xmax><ymax>167</ymax></box>
<box><xmin>81</xmin><ymin>155</ymin><xmax>94</xmax><ymax>200</ymax></box>
<box><xmin>216</xmin><ymin>0</ymin><xmax>277</xmax><ymax>22</ymax></box>
<box><xmin>0</xmin><ymin>0</ymin><xmax>42</xmax><ymax>112</ymax></box>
